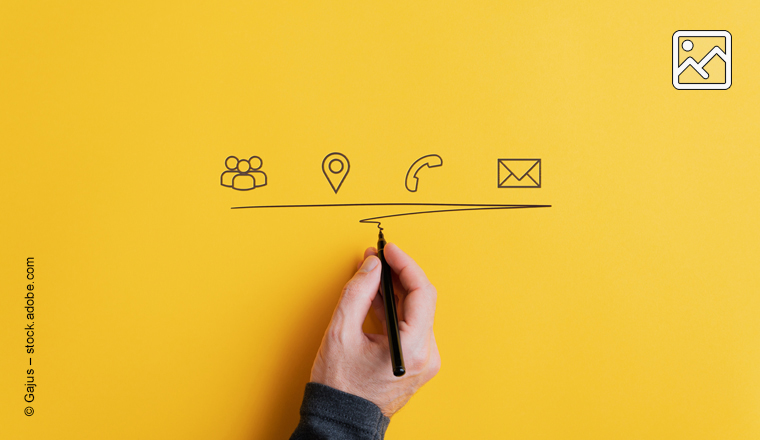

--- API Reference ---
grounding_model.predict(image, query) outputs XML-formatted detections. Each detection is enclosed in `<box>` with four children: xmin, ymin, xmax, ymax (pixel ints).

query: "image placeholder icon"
<box><xmin>673</xmin><ymin>30</ymin><xmax>731</xmax><ymax>90</ymax></box>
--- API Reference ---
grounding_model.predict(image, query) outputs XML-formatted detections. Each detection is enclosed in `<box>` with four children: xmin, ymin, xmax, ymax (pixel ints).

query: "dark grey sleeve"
<box><xmin>290</xmin><ymin>382</ymin><xmax>390</xmax><ymax>440</ymax></box>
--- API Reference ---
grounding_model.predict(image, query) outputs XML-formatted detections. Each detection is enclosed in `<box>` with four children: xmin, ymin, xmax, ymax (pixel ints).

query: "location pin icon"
<box><xmin>322</xmin><ymin>152</ymin><xmax>350</xmax><ymax>194</ymax></box>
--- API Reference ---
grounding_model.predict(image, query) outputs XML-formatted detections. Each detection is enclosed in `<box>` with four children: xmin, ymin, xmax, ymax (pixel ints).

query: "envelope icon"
<box><xmin>497</xmin><ymin>159</ymin><xmax>541</xmax><ymax>188</ymax></box>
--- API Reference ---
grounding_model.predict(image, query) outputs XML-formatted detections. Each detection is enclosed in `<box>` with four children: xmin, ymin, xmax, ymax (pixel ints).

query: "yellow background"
<box><xmin>2</xmin><ymin>1</ymin><xmax>759</xmax><ymax>439</ymax></box>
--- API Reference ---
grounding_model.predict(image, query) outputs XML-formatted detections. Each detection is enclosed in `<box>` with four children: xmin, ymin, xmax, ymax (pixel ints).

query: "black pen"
<box><xmin>377</xmin><ymin>229</ymin><xmax>405</xmax><ymax>377</ymax></box>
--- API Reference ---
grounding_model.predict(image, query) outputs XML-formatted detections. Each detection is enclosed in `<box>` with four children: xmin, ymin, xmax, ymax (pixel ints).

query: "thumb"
<box><xmin>332</xmin><ymin>256</ymin><xmax>381</xmax><ymax>337</ymax></box>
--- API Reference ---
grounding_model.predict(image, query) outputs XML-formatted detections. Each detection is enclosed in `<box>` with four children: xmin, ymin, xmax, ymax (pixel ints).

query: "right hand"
<box><xmin>309</xmin><ymin>242</ymin><xmax>441</xmax><ymax>417</ymax></box>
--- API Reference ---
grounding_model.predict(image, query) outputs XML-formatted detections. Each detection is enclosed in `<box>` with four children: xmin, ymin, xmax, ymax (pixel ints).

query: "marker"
<box><xmin>377</xmin><ymin>229</ymin><xmax>405</xmax><ymax>377</ymax></box>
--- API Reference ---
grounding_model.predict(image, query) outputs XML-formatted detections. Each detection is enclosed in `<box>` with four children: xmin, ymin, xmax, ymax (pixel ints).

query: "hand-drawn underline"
<box><xmin>231</xmin><ymin>203</ymin><xmax>552</xmax><ymax>229</ymax></box>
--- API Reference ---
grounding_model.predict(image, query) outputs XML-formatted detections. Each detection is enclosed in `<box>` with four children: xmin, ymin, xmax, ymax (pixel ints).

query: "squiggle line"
<box><xmin>360</xmin><ymin>220</ymin><xmax>385</xmax><ymax>230</ymax></box>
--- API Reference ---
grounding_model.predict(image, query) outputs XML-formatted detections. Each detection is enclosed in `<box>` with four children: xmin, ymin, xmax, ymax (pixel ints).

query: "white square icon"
<box><xmin>672</xmin><ymin>30</ymin><xmax>731</xmax><ymax>90</ymax></box>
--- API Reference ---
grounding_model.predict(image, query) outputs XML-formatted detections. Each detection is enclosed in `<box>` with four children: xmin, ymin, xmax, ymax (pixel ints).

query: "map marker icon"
<box><xmin>322</xmin><ymin>152</ymin><xmax>350</xmax><ymax>194</ymax></box>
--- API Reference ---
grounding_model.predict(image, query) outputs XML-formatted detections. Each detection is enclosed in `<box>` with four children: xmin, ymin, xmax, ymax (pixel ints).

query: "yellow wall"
<box><xmin>1</xmin><ymin>1</ymin><xmax>759</xmax><ymax>438</ymax></box>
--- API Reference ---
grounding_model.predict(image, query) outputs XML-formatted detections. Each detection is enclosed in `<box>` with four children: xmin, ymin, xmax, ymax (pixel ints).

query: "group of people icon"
<box><xmin>220</xmin><ymin>156</ymin><xmax>267</xmax><ymax>191</ymax></box>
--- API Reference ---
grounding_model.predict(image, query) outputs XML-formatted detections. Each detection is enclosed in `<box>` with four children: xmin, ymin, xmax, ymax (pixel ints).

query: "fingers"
<box><xmin>370</xmin><ymin>291</ymin><xmax>387</xmax><ymax>335</ymax></box>
<box><xmin>353</xmin><ymin>247</ymin><xmax>386</xmax><ymax>335</ymax></box>
<box><xmin>364</xmin><ymin>247</ymin><xmax>378</xmax><ymax>259</ymax></box>
<box><xmin>332</xmin><ymin>255</ymin><xmax>382</xmax><ymax>338</ymax></box>
<box><xmin>384</xmin><ymin>243</ymin><xmax>431</xmax><ymax>293</ymax></box>
<box><xmin>383</xmin><ymin>242</ymin><xmax>437</xmax><ymax>333</ymax></box>
<box><xmin>356</xmin><ymin>247</ymin><xmax>378</xmax><ymax>271</ymax></box>
<box><xmin>364</xmin><ymin>247</ymin><xmax>386</xmax><ymax>334</ymax></box>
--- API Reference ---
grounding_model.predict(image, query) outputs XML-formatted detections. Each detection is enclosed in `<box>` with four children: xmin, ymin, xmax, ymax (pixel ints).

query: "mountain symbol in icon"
<box><xmin>677</xmin><ymin>46</ymin><xmax>728</xmax><ymax>83</ymax></box>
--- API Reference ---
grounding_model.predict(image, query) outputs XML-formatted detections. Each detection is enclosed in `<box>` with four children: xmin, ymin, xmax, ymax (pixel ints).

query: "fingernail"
<box><xmin>359</xmin><ymin>256</ymin><xmax>379</xmax><ymax>273</ymax></box>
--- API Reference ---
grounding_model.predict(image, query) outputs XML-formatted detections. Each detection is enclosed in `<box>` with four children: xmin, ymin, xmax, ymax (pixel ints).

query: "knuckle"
<box><xmin>405</xmin><ymin>337</ymin><xmax>441</xmax><ymax>378</ymax></box>
<box><xmin>327</xmin><ymin>323</ymin><xmax>343</xmax><ymax>343</ymax></box>
<box><xmin>405</xmin><ymin>350</ymin><xmax>429</xmax><ymax>374</ymax></box>
<box><xmin>327</xmin><ymin>314</ymin><xmax>351</xmax><ymax>346</ymax></box>
<box><xmin>327</xmin><ymin>326</ymin><xmax>351</xmax><ymax>349</ymax></box>
<box><xmin>427</xmin><ymin>285</ymin><xmax>438</xmax><ymax>301</ymax></box>
<box><xmin>429</xmin><ymin>352</ymin><xmax>442</xmax><ymax>377</ymax></box>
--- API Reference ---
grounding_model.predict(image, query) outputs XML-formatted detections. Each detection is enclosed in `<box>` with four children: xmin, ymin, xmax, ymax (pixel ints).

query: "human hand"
<box><xmin>310</xmin><ymin>243</ymin><xmax>441</xmax><ymax>417</ymax></box>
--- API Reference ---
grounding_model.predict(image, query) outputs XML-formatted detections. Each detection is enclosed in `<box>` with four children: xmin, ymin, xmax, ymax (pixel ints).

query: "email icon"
<box><xmin>673</xmin><ymin>30</ymin><xmax>731</xmax><ymax>90</ymax></box>
<box><xmin>497</xmin><ymin>159</ymin><xmax>541</xmax><ymax>188</ymax></box>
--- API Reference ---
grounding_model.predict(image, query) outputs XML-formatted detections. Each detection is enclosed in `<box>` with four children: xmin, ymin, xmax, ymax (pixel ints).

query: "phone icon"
<box><xmin>405</xmin><ymin>154</ymin><xmax>443</xmax><ymax>192</ymax></box>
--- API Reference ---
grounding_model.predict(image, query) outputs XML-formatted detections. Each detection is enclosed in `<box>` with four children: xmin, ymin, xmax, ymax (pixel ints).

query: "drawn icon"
<box><xmin>673</xmin><ymin>30</ymin><xmax>731</xmax><ymax>90</ymax></box>
<box><xmin>322</xmin><ymin>152</ymin><xmax>350</xmax><ymax>194</ymax></box>
<box><xmin>497</xmin><ymin>159</ymin><xmax>541</xmax><ymax>188</ymax></box>
<box><xmin>405</xmin><ymin>154</ymin><xmax>443</xmax><ymax>192</ymax></box>
<box><xmin>221</xmin><ymin>156</ymin><xmax>268</xmax><ymax>191</ymax></box>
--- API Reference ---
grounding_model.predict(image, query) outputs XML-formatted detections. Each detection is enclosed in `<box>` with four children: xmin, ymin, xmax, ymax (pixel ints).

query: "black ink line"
<box><xmin>359</xmin><ymin>205</ymin><xmax>550</xmax><ymax>229</ymax></box>
<box><xmin>231</xmin><ymin>203</ymin><xmax>544</xmax><ymax>210</ymax></box>
<box><xmin>359</xmin><ymin>205</ymin><xmax>550</xmax><ymax>222</ymax></box>
<box><xmin>232</xmin><ymin>202</ymin><xmax>551</xmax><ymax>230</ymax></box>
<box><xmin>362</xmin><ymin>220</ymin><xmax>385</xmax><ymax>230</ymax></box>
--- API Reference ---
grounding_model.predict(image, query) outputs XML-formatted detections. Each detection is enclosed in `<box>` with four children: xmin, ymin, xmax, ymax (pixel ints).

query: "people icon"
<box><xmin>221</xmin><ymin>156</ymin><xmax>267</xmax><ymax>191</ymax></box>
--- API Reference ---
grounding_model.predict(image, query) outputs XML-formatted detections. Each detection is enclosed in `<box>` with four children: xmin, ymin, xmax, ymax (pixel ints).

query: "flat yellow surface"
<box><xmin>2</xmin><ymin>1</ymin><xmax>759</xmax><ymax>439</ymax></box>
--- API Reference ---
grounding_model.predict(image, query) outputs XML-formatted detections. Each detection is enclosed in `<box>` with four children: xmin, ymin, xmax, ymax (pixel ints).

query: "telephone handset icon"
<box><xmin>405</xmin><ymin>154</ymin><xmax>443</xmax><ymax>192</ymax></box>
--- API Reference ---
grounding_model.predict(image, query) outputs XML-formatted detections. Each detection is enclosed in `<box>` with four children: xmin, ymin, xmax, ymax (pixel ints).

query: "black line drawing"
<box><xmin>405</xmin><ymin>154</ymin><xmax>443</xmax><ymax>192</ymax></box>
<box><xmin>497</xmin><ymin>159</ymin><xmax>541</xmax><ymax>188</ymax></box>
<box><xmin>221</xmin><ymin>156</ymin><xmax>268</xmax><ymax>191</ymax></box>
<box><xmin>231</xmin><ymin>202</ymin><xmax>551</xmax><ymax>231</ymax></box>
<box><xmin>322</xmin><ymin>152</ymin><xmax>350</xmax><ymax>194</ymax></box>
